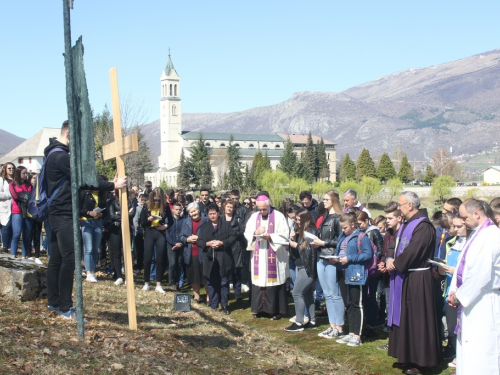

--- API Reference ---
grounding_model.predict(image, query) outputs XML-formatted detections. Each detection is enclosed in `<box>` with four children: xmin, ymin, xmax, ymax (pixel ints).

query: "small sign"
<box><xmin>173</xmin><ymin>293</ymin><xmax>191</xmax><ymax>312</ymax></box>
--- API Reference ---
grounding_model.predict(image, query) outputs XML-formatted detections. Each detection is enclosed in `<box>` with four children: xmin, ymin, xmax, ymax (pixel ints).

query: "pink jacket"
<box><xmin>9</xmin><ymin>182</ymin><xmax>32</xmax><ymax>215</ymax></box>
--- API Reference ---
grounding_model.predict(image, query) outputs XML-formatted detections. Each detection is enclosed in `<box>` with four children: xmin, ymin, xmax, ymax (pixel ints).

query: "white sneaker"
<box><xmin>336</xmin><ymin>334</ymin><xmax>353</xmax><ymax>344</ymax></box>
<box><xmin>86</xmin><ymin>274</ymin><xmax>98</xmax><ymax>283</ymax></box>
<box><xmin>289</xmin><ymin>315</ymin><xmax>296</xmax><ymax>323</ymax></box>
<box><xmin>230</xmin><ymin>283</ymin><xmax>234</xmax><ymax>290</ymax></box>
<box><xmin>448</xmin><ymin>358</ymin><xmax>456</xmax><ymax>368</ymax></box>
<box><xmin>114</xmin><ymin>278</ymin><xmax>124</xmax><ymax>286</ymax></box>
<box><xmin>347</xmin><ymin>335</ymin><xmax>362</xmax><ymax>347</ymax></box>
<box><xmin>34</xmin><ymin>258</ymin><xmax>43</xmax><ymax>265</ymax></box>
<box><xmin>241</xmin><ymin>284</ymin><xmax>250</xmax><ymax>293</ymax></box>
<box><xmin>142</xmin><ymin>284</ymin><xmax>150</xmax><ymax>291</ymax></box>
<box><xmin>155</xmin><ymin>286</ymin><xmax>166</xmax><ymax>294</ymax></box>
<box><xmin>319</xmin><ymin>326</ymin><xmax>340</xmax><ymax>338</ymax></box>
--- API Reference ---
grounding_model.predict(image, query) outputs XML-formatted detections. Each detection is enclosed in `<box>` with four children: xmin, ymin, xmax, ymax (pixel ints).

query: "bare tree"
<box><xmin>391</xmin><ymin>145</ymin><xmax>406</xmax><ymax>172</ymax></box>
<box><xmin>431</xmin><ymin>148</ymin><xmax>460</xmax><ymax>178</ymax></box>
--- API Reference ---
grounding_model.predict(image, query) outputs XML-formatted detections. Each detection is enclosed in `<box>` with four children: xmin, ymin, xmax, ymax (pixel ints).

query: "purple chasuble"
<box><xmin>454</xmin><ymin>218</ymin><xmax>495</xmax><ymax>336</ymax></box>
<box><xmin>253</xmin><ymin>208</ymin><xmax>277</xmax><ymax>283</ymax></box>
<box><xmin>387</xmin><ymin>216</ymin><xmax>427</xmax><ymax>327</ymax></box>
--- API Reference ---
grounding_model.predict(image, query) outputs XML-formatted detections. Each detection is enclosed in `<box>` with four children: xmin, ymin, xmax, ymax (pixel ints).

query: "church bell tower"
<box><xmin>158</xmin><ymin>52</ymin><xmax>181</xmax><ymax>169</ymax></box>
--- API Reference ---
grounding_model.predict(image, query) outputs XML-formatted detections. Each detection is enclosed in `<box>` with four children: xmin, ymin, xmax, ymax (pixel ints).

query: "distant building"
<box><xmin>144</xmin><ymin>55</ymin><xmax>337</xmax><ymax>188</ymax></box>
<box><xmin>483</xmin><ymin>166</ymin><xmax>500</xmax><ymax>184</ymax></box>
<box><xmin>0</xmin><ymin>128</ymin><xmax>60</xmax><ymax>172</ymax></box>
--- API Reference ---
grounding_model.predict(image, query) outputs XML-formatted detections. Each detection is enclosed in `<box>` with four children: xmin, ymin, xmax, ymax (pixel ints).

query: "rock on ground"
<box><xmin>0</xmin><ymin>254</ymin><xmax>47</xmax><ymax>301</ymax></box>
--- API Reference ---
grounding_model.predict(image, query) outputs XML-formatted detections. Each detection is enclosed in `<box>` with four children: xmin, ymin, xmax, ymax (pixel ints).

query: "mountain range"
<box><xmin>142</xmin><ymin>48</ymin><xmax>500</xmax><ymax>166</ymax></box>
<box><xmin>0</xmin><ymin>129</ymin><xmax>25</xmax><ymax>159</ymax></box>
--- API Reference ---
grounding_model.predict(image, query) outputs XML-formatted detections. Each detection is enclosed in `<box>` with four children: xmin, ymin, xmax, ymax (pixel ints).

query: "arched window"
<box><xmin>220</xmin><ymin>143</ymin><xmax>226</xmax><ymax>147</ymax></box>
<box><xmin>205</xmin><ymin>142</ymin><xmax>211</xmax><ymax>147</ymax></box>
<box><xmin>249</xmin><ymin>143</ymin><xmax>255</xmax><ymax>148</ymax></box>
<box><xmin>262</xmin><ymin>144</ymin><xmax>268</xmax><ymax>148</ymax></box>
<box><xmin>169</xmin><ymin>84</ymin><xmax>172</xmax><ymax>96</ymax></box>
<box><xmin>172</xmin><ymin>105</ymin><xmax>177</xmax><ymax>116</ymax></box>
<box><xmin>275</xmin><ymin>144</ymin><xmax>280</xmax><ymax>148</ymax></box>
<box><xmin>235</xmin><ymin>143</ymin><xmax>240</xmax><ymax>148</ymax></box>
<box><xmin>174</xmin><ymin>84</ymin><xmax>177</xmax><ymax>96</ymax></box>
<box><xmin>327</xmin><ymin>153</ymin><xmax>330</xmax><ymax>160</ymax></box>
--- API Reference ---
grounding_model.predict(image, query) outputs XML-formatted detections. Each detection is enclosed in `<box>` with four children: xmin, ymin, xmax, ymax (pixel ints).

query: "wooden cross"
<box><xmin>102</xmin><ymin>67</ymin><xmax>138</xmax><ymax>330</ymax></box>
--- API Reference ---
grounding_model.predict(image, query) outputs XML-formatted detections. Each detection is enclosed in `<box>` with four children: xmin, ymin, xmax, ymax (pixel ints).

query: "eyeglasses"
<box><xmin>257</xmin><ymin>208</ymin><xmax>268</xmax><ymax>212</ymax></box>
<box><xmin>397</xmin><ymin>202</ymin><xmax>409</xmax><ymax>207</ymax></box>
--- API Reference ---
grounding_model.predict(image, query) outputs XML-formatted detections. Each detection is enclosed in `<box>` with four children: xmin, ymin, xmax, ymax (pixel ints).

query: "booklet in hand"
<box><xmin>93</xmin><ymin>207</ymin><xmax>106</xmax><ymax>214</ymax></box>
<box><xmin>426</xmin><ymin>258</ymin><xmax>446</xmax><ymax>267</ymax></box>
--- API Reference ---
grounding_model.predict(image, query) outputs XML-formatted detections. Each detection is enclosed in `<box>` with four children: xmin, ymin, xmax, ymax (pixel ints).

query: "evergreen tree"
<box><xmin>339</xmin><ymin>153</ymin><xmax>356</xmax><ymax>182</ymax></box>
<box><xmin>224</xmin><ymin>135</ymin><xmax>243</xmax><ymax>190</ymax></box>
<box><xmin>189</xmin><ymin>133</ymin><xmax>213</xmax><ymax>187</ymax></box>
<box><xmin>398</xmin><ymin>154</ymin><xmax>413</xmax><ymax>183</ymax></box>
<box><xmin>250</xmin><ymin>151</ymin><xmax>271</xmax><ymax>188</ymax></box>
<box><xmin>422</xmin><ymin>165</ymin><xmax>436</xmax><ymax>184</ymax></box>
<box><xmin>303</xmin><ymin>131</ymin><xmax>317</xmax><ymax>182</ymax></box>
<box><xmin>356</xmin><ymin>148</ymin><xmax>377</xmax><ymax>181</ymax></box>
<box><xmin>93</xmin><ymin>106</ymin><xmax>117</xmax><ymax>180</ymax></box>
<box><xmin>262</xmin><ymin>151</ymin><xmax>272</xmax><ymax>170</ymax></box>
<box><xmin>294</xmin><ymin>148</ymin><xmax>307</xmax><ymax>179</ymax></box>
<box><xmin>376</xmin><ymin>152</ymin><xmax>396</xmax><ymax>182</ymax></box>
<box><xmin>177</xmin><ymin>149</ymin><xmax>191</xmax><ymax>189</ymax></box>
<box><xmin>277</xmin><ymin>136</ymin><xmax>297</xmax><ymax>176</ymax></box>
<box><xmin>316</xmin><ymin>138</ymin><xmax>330</xmax><ymax>180</ymax></box>
<box><xmin>243</xmin><ymin>163</ymin><xmax>254</xmax><ymax>190</ymax></box>
<box><xmin>124</xmin><ymin>125</ymin><xmax>154</xmax><ymax>186</ymax></box>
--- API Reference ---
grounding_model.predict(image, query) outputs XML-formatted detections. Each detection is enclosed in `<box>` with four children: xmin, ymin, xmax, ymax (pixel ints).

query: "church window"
<box><xmin>262</xmin><ymin>144</ymin><xmax>268</xmax><ymax>148</ymax></box>
<box><xmin>249</xmin><ymin>143</ymin><xmax>255</xmax><ymax>148</ymax></box>
<box><xmin>174</xmin><ymin>84</ymin><xmax>177</xmax><ymax>96</ymax></box>
<box><xmin>220</xmin><ymin>143</ymin><xmax>226</xmax><ymax>147</ymax></box>
<box><xmin>275</xmin><ymin>144</ymin><xmax>280</xmax><ymax>148</ymax></box>
<box><xmin>170</xmin><ymin>84</ymin><xmax>172</xmax><ymax>96</ymax></box>
<box><xmin>172</xmin><ymin>105</ymin><xmax>177</xmax><ymax>116</ymax></box>
<box><xmin>205</xmin><ymin>142</ymin><xmax>211</xmax><ymax>147</ymax></box>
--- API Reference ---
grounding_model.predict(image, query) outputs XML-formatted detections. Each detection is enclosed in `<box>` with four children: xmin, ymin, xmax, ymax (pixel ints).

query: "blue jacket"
<box><xmin>179</xmin><ymin>215</ymin><xmax>208</xmax><ymax>265</ymax></box>
<box><xmin>335</xmin><ymin>228</ymin><xmax>373</xmax><ymax>285</ymax></box>
<box><xmin>166</xmin><ymin>216</ymin><xmax>185</xmax><ymax>248</ymax></box>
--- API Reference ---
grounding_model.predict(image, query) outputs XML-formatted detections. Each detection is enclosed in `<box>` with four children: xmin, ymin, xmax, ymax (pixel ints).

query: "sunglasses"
<box><xmin>154</xmin><ymin>199</ymin><xmax>161</xmax><ymax>202</ymax></box>
<box><xmin>243</xmin><ymin>202</ymin><xmax>251</xmax><ymax>206</ymax></box>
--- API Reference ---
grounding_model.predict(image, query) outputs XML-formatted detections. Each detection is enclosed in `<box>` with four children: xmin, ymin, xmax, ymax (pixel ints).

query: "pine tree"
<box><xmin>356</xmin><ymin>149</ymin><xmax>377</xmax><ymax>181</ymax></box>
<box><xmin>398</xmin><ymin>154</ymin><xmax>413</xmax><ymax>183</ymax></box>
<box><xmin>316</xmin><ymin>138</ymin><xmax>330</xmax><ymax>180</ymax></box>
<box><xmin>339</xmin><ymin>154</ymin><xmax>356</xmax><ymax>182</ymax></box>
<box><xmin>376</xmin><ymin>152</ymin><xmax>396</xmax><ymax>183</ymax></box>
<box><xmin>124</xmin><ymin>125</ymin><xmax>154</xmax><ymax>187</ymax></box>
<box><xmin>243</xmin><ymin>163</ymin><xmax>254</xmax><ymax>190</ymax></box>
<box><xmin>422</xmin><ymin>165</ymin><xmax>436</xmax><ymax>184</ymax></box>
<box><xmin>177</xmin><ymin>149</ymin><xmax>191</xmax><ymax>189</ymax></box>
<box><xmin>303</xmin><ymin>131</ymin><xmax>317</xmax><ymax>182</ymax></box>
<box><xmin>225</xmin><ymin>134</ymin><xmax>243</xmax><ymax>190</ymax></box>
<box><xmin>93</xmin><ymin>106</ymin><xmax>117</xmax><ymax>180</ymax></box>
<box><xmin>277</xmin><ymin>137</ymin><xmax>297</xmax><ymax>176</ymax></box>
<box><xmin>189</xmin><ymin>133</ymin><xmax>213</xmax><ymax>188</ymax></box>
<box><xmin>294</xmin><ymin>148</ymin><xmax>307</xmax><ymax>179</ymax></box>
<box><xmin>250</xmin><ymin>151</ymin><xmax>271</xmax><ymax>188</ymax></box>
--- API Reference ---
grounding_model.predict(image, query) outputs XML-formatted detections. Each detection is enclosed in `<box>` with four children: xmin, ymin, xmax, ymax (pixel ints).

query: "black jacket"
<box><xmin>196</xmin><ymin>216</ymin><xmax>237</xmax><ymax>278</ymax></box>
<box><xmin>228</xmin><ymin>213</ymin><xmax>247</xmax><ymax>268</ymax></box>
<box><xmin>139</xmin><ymin>204</ymin><xmax>174</xmax><ymax>231</ymax></box>
<box><xmin>317</xmin><ymin>213</ymin><xmax>341</xmax><ymax>257</ymax></box>
<box><xmin>79</xmin><ymin>190</ymin><xmax>107</xmax><ymax>219</ymax></box>
<box><xmin>290</xmin><ymin>227</ymin><xmax>318</xmax><ymax>279</ymax></box>
<box><xmin>306</xmin><ymin>199</ymin><xmax>320</xmax><ymax>221</ymax></box>
<box><xmin>44</xmin><ymin>138</ymin><xmax>114</xmax><ymax>218</ymax></box>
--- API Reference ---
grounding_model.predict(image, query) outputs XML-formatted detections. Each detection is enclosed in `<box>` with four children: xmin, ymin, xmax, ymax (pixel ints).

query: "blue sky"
<box><xmin>1</xmin><ymin>0</ymin><xmax>499</xmax><ymax>139</ymax></box>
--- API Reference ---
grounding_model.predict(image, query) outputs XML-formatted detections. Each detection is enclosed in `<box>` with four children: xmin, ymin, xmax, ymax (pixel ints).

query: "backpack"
<box><xmin>357</xmin><ymin>232</ymin><xmax>379</xmax><ymax>278</ymax></box>
<box><xmin>28</xmin><ymin>148</ymin><xmax>67</xmax><ymax>222</ymax></box>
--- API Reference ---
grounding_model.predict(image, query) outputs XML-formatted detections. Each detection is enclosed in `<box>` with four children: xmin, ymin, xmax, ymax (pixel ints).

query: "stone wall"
<box><xmin>0</xmin><ymin>255</ymin><xmax>47</xmax><ymax>301</ymax></box>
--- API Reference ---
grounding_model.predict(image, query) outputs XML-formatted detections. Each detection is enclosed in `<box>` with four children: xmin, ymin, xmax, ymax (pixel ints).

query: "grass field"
<box><xmin>0</xmin><ymin>267</ymin><xmax>457</xmax><ymax>375</ymax></box>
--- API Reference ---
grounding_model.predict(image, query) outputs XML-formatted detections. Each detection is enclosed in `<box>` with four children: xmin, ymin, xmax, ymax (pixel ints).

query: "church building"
<box><xmin>144</xmin><ymin>55</ymin><xmax>337</xmax><ymax>188</ymax></box>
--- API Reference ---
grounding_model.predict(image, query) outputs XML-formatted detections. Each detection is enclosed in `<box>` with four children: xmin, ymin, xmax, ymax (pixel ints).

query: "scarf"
<box><xmin>253</xmin><ymin>208</ymin><xmax>277</xmax><ymax>283</ymax></box>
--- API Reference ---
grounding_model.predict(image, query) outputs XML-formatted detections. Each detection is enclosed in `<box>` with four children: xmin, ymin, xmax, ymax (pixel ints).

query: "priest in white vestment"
<box><xmin>448</xmin><ymin>199</ymin><xmax>500</xmax><ymax>375</ymax></box>
<box><xmin>244</xmin><ymin>195</ymin><xmax>289</xmax><ymax>319</ymax></box>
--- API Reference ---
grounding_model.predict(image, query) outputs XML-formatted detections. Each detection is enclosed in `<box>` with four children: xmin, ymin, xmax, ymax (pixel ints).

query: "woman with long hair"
<box><xmin>28</xmin><ymin>173</ymin><xmax>44</xmax><ymax>264</ymax></box>
<box><xmin>180</xmin><ymin>202</ymin><xmax>208</xmax><ymax>302</ymax></box>
<box><xmin>0</xmin><ymin>162</ymin><xmax>15</xmax><ymax>253</ymax></box>
<box><xmin>310</xmin><ymin>190</ymin><xmax>344</xmax><ymax>339</ymax></box>
<box><xmin>9</xmin><ymin>166</ymin><xmax>33</xmax><ymax>259</ymax></box>
<box><xmin>285</xmin><ymin>209</ymin><xmax>318</xmax><ymax>331</ymax></box>
<box><xmin>139</xmin><ymin>187</ymin><xmax>173</xmax><ymax>293</ymax></box>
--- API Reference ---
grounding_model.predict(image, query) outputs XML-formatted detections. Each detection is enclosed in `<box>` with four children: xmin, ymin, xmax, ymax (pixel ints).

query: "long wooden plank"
<box><xmin>109</xmin><ymin>67</ymin><xmax>138</xmax><ymax>330</ymax></box>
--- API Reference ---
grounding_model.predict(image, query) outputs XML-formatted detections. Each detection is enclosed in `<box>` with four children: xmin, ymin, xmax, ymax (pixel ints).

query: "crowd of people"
<box><xmin>2</xmin><ymin>122</ymin><xmax>500</xmax><ymax>375</ymax></box>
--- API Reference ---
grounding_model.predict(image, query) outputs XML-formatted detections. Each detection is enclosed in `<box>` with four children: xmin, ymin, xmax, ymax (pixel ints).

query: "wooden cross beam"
<box><xmin>103</xmin><ymin>67</ymin><xmax>138</xmax><ymax>330</ymax></box>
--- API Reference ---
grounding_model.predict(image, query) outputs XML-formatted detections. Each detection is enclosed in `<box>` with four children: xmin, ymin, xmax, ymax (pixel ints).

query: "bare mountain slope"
<box><xmin>0</xmin><ymin>129</ymin><xmax>25</xmax><ymax>158</ymax></box>
<box><xmin>143</xmin><ymin>48</ymin><xmax>500</xmax><ymax>165</ymax></box>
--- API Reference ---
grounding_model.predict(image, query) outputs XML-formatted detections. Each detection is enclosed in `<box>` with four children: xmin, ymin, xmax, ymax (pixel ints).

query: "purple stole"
<box><xmin>343</xmin><ymin>203</ymin><xmax>365</xmax><ymax>213</ymax></box>
<box><xmin>253</xmin><ymin>209</ymin><xmax>277</xmax><ymax>283</ymax></box>
<box><xmin>387</xmin><ymin>216</ymin><xmax>426</xmax><ymax>327</ymax></box>
<box><xmin>454</xmin><ymin>218</ymin><xmax>495</xmax><ymax>337</ymax></box>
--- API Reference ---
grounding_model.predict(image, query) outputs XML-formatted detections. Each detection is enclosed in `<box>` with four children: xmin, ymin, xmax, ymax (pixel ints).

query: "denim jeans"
<box><xmin>317</xmin><ymin>259</ymin><xmax>345</xmax><ymax>326</ymax></box>
<box><xmin>289</xmin><ymin>258</ymin><xmax>296</xmax><ymax>289</ymax></box>
<box><xmin>1</xmin><ymin>216</ymin><xmax>12</xmax><ymax>250</ymax></box>
<box><xmin>10</xmin><ymin>214</ymin><xmax>33</xmax><ymax>257</ymax></box>
<box><xmin>292</xmin><ymin>267</ymin><xmax>316</xmax><ymax>324</ymax></box>
<box><xmin>81</xmin><ymin>219</ymin><xmax>103</xmax><ymax>272</ymax></box>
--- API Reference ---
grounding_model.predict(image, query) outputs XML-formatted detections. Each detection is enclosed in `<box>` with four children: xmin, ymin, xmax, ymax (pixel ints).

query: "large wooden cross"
<box><xmin>102</xmin><ymin>68</ymin><xmax>138</xmax><ymax>330</ymax></box>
